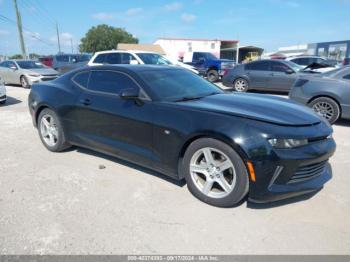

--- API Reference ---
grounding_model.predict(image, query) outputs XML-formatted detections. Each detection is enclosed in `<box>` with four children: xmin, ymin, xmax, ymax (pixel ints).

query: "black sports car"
<box><xmin>28</xmin><ymin>65</ymin><xmax>336</xmax><ymax>207</ymax></box>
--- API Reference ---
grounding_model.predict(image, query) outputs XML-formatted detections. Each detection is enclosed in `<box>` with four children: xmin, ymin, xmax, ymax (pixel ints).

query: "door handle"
<box><xmin>79</xmin><ymin>98</ymin><xmax>91</xmax><ymax>106</ymax></box>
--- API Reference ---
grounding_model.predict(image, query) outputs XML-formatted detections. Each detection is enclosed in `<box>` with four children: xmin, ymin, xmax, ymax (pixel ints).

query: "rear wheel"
<box><xmin>183</xmin><ymin>138</ymin><xmax>249</xmax><ymax>207</ymax></box>
<box><xmin>309</xmin><ymin>97</ymin><xmax>340</xmax><ymax>124</ymax></box>
<box><xmin>207</xmin><ymin>69</ymin><xmax>219</xmax><ymax>82</ymax></box>
<box><xmin>20</xmin><ymin>75</ymin><xmax>30</xmax><ymax>88</ymax></box>
<box><xmin>233</xmin><ymin>78</ymin><xmax>248</xmax><ymax>92</ymax></box>
<box><xmin>38</xmin><ymin>108</ymin><xmax>70</xmax><ymax>152</ymax></box>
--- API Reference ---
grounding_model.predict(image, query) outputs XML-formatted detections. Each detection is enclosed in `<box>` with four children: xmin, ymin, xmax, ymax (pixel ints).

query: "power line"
<box><xmin>0</xmin><ymin>14</ymin><xmax>54</xmax><ymax>47</ymax></box>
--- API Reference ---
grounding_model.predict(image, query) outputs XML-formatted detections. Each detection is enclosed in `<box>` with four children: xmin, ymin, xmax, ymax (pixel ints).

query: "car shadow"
<box><xmin>0</xmin><ymin>96</ymin><xmax>22</xmax><ymax>106</ymax></box>
<box><xmin>74</xmin><ymin>147</ymin><xmax>186</xmax><ymax>187</ymax></box>
<box><xmin>334</xmin><ymin>119</ymin><xmax>350</xmax><ymax>127</ymax></box>
<box><xmin>247</xmin><ymin>190</ymin><xmax>321</xmax><ymax>209</ymax></box>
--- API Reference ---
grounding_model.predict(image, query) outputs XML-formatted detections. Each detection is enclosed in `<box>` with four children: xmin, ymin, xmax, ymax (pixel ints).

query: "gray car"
<box><xmin>0</xmin><ymin>60</ymin><xmax>58</xmax><ymax>88</ymax></box>
<box><xmin>289</xmin><ymin>66</ymin><xmax>350</xmax><ymax>124</ymax></box>
<box><xmin>222</xmin><ymin>59</ymin><xmax>304</xmax><ymax>92</ymax></box>
<box><xmin>52</xmin><ymin>54</ymin><xmax>91</xmax><ymax>74</ymax></box>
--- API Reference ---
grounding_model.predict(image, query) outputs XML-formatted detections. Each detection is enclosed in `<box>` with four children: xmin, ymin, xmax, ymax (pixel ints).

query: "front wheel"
<box><xmin>309</xmin><ymin>97</ymin><xmax>340</xmax><ymax>124</ymax></box>
<box><xmin>183</xmin><ymin>138</ymin><xmax>249</xmax><ymax>207</ymax></box>
<box><xmin>207</xmin><ymin>70</ymin><xmax>219</xmax><ymax>82</ymax></box>
<box><xmin>233</xmin><ymin>78</ymin><xmax>249</xmax><ymax>92</ymax></box>
<box><xmin>38</xmin><ymin>108</ymin><xmax>70</xmax><ymax>152</ymax></box>
<box><xmin>20</xmin><ymin>76</ymin><xmax>30</xmax><ymax>88</ymax></box>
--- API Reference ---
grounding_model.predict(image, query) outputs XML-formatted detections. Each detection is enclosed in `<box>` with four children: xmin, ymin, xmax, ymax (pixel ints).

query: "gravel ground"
<box><xmin>0</xmin><ymin>85</ymin><xmax>350</xmax><ymax>255</ymax></box>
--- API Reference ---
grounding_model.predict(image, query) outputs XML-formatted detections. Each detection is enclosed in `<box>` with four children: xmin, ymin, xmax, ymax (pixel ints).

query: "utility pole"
<box><xmin>70</xmin><ymin>38</ymin><xmax>74</xmax><ymax>53</ymax></box>
<box><xmin>13</xmin><ymin>0</ymin><xmax>26</xmax><ymax>59</ymax></box>
<box><xmin>56</xmin><ymin>22</ymin><xmax>61</xmax><ymax>54</ymax></box>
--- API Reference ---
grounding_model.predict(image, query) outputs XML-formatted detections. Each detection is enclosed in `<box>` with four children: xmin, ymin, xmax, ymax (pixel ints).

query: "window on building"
<box><xmin>211</xmin><ymin>43</ymin><xmax>215</xmax><ymax>49</ymax></box>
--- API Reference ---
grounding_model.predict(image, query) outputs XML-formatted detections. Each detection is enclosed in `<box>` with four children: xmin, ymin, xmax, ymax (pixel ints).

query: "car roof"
<box><xmin>94</xmin><ymin>50</ymin><xmax>159</xmax><ymax>55</ymax></box>
<box><xmin>288</xmin><ymin>56</ymin><xmax>323</xmax><ymax>59</ymax></box>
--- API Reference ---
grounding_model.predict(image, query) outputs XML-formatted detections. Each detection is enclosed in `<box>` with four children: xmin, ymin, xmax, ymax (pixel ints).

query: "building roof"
<box><xmin>156</xmin><ymin>37</ymin><xmax>239</xmax><ymax>43</ymax></box>
<box><xmin>117</xmin><ymin>43</ymin><xmax>165</xmax><ymax>54</ymax></box>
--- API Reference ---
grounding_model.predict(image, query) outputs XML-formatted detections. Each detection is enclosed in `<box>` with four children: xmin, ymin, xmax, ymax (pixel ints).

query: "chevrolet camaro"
<box><xmin>28</xmin><ymin>65</ymin><xmax>336</xmax><ymax>207</ymax></box>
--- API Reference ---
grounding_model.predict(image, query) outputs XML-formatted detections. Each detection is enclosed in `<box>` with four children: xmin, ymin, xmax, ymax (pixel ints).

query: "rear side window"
<box><xmin>270</xmin><ymin>61</ymin><xmax>290</xmax><ymax>72</ymax></box>
<box><xmin>72</xmin><ymin>71</ymin><xmax>90</xmax><ymax>88</ymax></box>
<box><xmin>93</xmin><ymin>54</ymin><xmax>107</xmax><ymax>63</ymax></box>
<box><xmin>88</xmin><ymin>71</ymin><xmax>139</xmax><ymax>95</ymax></box>
<box><xmin>106</xmin><ymin>53</ymin><xmax>122</xmax><ymax>64</ymax></box>
<box><xmin>246</xmin><ymin>61</ymin><xmax>269</xmax><ymax>71</ymax></box>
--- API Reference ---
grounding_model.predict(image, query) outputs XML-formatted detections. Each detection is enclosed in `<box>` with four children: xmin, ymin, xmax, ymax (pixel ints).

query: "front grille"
<box><xmin>41</xmin><ymin>76</ymin><xmax>57</xmax><ymax>81</ymax></box>
<box><xmin>288</xmin><ymin>161</ymin><xmax>327</xmax><ymax>184</ymax></box>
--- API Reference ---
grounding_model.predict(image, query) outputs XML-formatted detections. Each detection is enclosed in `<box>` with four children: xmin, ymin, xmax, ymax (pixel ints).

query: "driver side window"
<box><xmin>270</xmin><ymin>62</ymin><xmax>290</xmax><ymax>73</ymax></box>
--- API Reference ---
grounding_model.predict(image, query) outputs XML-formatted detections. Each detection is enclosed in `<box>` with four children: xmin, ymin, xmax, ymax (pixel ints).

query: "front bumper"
<box><xmin>248</xmin><ymin>137</ymin><xmax>336</xmax><ymax>203</ymax></box>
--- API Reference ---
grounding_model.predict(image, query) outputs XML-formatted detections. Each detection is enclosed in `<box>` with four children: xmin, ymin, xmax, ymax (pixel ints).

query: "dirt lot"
<box><xmin>1</xmin><ymin>85</ymin><xmax>350</xmax><ymax>255</ymax></box>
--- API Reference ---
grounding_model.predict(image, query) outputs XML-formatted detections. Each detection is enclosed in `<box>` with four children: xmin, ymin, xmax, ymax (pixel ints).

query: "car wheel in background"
<box><xmin>207</xmin><ymin>70</ymin><xmax>219</xmax><ymax>82</ymax></box>
<box><xmin>183</xmin><ymin>138</ymin><xmax>249</xmax><ymax>207</ymax></box>
<box><xmin>38</xmin><ymin>108</ymin><xmax>70</xmax><ymax>152</ymax></box>
<box><xmin>233</xmin><ymin>78</ymin><xmax>249</xmax><ymax>92</ymax></box>
<box><xmin>20</xmin><ymin>76</ymin><xmax>30</xmax><ymax>89</ymax></box>
<box><xmin>309</xmin><ymin>97</ymin><xmax>340</xmax><ymax>124</ymax></box>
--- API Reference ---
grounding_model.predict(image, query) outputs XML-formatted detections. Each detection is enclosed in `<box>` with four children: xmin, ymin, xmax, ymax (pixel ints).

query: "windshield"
<box><xmin>140</xmin><ymin>69</ymin><xmax>223</xmax><ymax>102</ymax></box>
<box><xmin>16</xmin><ymin>61</ymin><xmax>46</xmax><ymax>69</ymax></box>
<box><xmin>73</xmin><ymin>54</ymin><xmax>91</xmax><ymax>62</ymax></box>
<box><xmin>204</xmin><ymin>53</ymin><xmax>218</xmax><ymax>60</ymax></box>
<box><xmin>137</xmin><ymin>53</ymin><xmax>172</xmax><ymax>65</ymax></box>
<box><xmin>284</xmin><ymin>60</ymin><xmax>303</xmax><ymax>72</ymax></box>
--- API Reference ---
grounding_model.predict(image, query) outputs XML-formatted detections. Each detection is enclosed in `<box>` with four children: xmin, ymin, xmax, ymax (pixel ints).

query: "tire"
<box><xmin>37</xmin><ymin>108</ymin><xmax>70</xmax><ymax>152</ymax></box>
<box><xmin>20</xmin><ymin>75</ymin><xmax>30</xmax><ymax>89</ymax></box>
<box><xmin>233</xmin><ymin>78</ymin><xmax>249</xmax><ymax>92</ymax></box>
<box><xmin>308</xmin><ymin>97</ymin><xmax>340</xmax><ymax>124</ymax></box>
<box><xmin>207</xmin><ymin>69</ymin><xmax>219</xmax><ymax>82</ymax></box>
<box><xmin>183</xmin><ymin>138</ymin><xmax>249</xmax><ymax>207</ymax></box>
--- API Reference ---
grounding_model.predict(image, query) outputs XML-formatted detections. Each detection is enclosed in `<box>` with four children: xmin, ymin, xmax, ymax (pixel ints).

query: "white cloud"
<box><xmin>181</xmin><ymin>13</ymin><xmax>196</xmax><ymax>23</ymax></box>
<box><xmin>92</xmin><ymin>12</ymin><xmax>115</xmax><ymax>20</ymax></box>
<box><xmin>50</xmin><ymin>32</ymin><xmax>74</xmax><ymax>47</ymax></box>
<box><xmin>0</xmin><ymin>29</ymin><xmax>9</xmax><ymax>35</ymax></box>
<box><xmin>164</xmin><ymin>2</ymin><xmax>183</xmax><ymax>11</ymax></box>
<box><xmin>125</xmin><ymin>8</ymin><xmax>143</xmax><ymax>16</ymax></box>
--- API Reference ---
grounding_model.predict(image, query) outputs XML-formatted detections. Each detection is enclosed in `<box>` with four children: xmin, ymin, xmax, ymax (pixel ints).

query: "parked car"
<box><xmin>28</xmin><ymin>65</ymin><xmax>335</xmax><ymax>207</ymax></box>
<box><xmin>0</xmin><ymin>60</ymin><xmax>58</xmax><ymax>88</ymax></box>
<box><xmin>38</xmin><ymin>56</ymin><xmax>53</xmax><ymax>67</ymax></box>
<box><xmin>0</xmin><ymin>76</ymin><xmax>6</xmax><ymax>104</ymax></box>
<box><xmin>183</xmin><ymin>52</ymin><xmax>235</xmax><ymax>82</ymax></box>
<box><xmin>222</xmin><ymin>59</ymin><xmax>304</xmax><ymax>92</ymax></box>
<box><xmin>88</xmin><ymin>50</ymin><xmax>199</xmax><ymax>74</ymax></box>
<box><xmin>289</xmin><ymin>66</ymin><xmax>350</xmax><ymax>124</ymax></box>
<box><xmin>343</xmin><ymin>58</ymin><xmax>350</xmax><ymax>66</ymax></box>
<box><xmin>286</xmin><ymin>56</ymin><xmax>336</xmax><ymax>73</ymax></box>
<box><xmin>52</xmin><ymin>54</ymin><xmax>91</xmax><ymax>74</ymax></box>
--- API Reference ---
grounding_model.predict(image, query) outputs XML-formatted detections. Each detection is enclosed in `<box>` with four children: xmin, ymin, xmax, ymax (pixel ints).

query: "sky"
<box><xmin>0</xmin><ymin>0</ymin><xmax>349</xmax><ymax>55</ymax></box>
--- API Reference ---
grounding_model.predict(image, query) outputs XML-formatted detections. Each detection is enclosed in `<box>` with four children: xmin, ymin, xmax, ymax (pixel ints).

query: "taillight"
<box><xmin>294</xmin><ymin>79</ymin><xmax>309</xmax><ymax>87</ymax></box>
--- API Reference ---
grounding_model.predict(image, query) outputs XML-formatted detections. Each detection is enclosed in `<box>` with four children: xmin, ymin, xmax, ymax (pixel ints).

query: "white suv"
<box><xmin>88</xmin><ymin>50</ymin><xmax>198</xmax><ymax>74</ymax></box>
<box><xmin>0</xmin><ymin>76</ymin><xmax>6</xmax><ymax>104</ymax></box>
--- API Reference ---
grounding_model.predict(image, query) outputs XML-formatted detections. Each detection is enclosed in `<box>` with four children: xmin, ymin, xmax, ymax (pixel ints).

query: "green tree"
<box><xmin>79</xmin><ymin>24</ymin><xmax>138</xmax><ymax>53</ymax></box>
<box><xmin>10</xmin><ymin>54</ymin><xmax>23</xmax><ymax>59</ymax></box>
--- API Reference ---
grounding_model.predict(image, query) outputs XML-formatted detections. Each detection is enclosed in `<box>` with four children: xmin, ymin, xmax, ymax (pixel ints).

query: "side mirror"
<box><xmin>129</xmin><ymin>60</ymin><xmax>139</xmax><ymax>65</ymax></box>
<box><xmin>286</xmin><ymin>68</ymin><xmax>294</xmax><ymax>74</ymax></box>
<box><xmin>120</xmin><ymin>88</ymin><xmax>139</xmax><ymax>99</ymax></box>
<box><xmin>120</xmin><ymin>88</ymin><xmax>143</xmax><ymax>105</ymax></box>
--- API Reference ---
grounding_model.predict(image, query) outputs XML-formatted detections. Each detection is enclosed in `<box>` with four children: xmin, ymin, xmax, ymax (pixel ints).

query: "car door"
<box><xmin>0</xmin><ymin>62</ymin><xmax>10</xmax><ymax>83</ymax></box>
<box><xmin>4</xmin><ymin>61</ymin><xmax>19</xmax><ymax>84</ymax></box>
<box><xmin>191</xmin><ymin>52</ymin><xmax>207</xmax><ymax>74</ymax></box>
<box><xmin>268</xmin><ymin>61</ymin><xmax>298</xmax><ymax>91</ymax></box>
<box><xmin>73</xmin><ymin>69</ymin><xmax>154</xmax><ymax>167</ymax></box>
<box><xmin>245</xmin><ymin>60</ymin><xmax>270</xmax><ymax>89</ymax></box>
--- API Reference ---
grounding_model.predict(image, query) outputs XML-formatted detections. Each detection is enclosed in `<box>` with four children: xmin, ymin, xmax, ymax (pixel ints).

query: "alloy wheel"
<box><xmin>312</xmin><ymin>101</ymin><xmax>334</xmax><ymax>121</ymax></box>
<box><xmin>40</xmin><ymin>114</ymin><xmax>59</xmax><ymax>147</ymax></box>
<box><xmin>190</xmin><ymin>147</ymin><xmax>236</xmax><ymax>199</ymax></box>
<box><xmin>234</xmin><ymin>79</ymin><xmax>247</xmax><ymax>92</ymax></box>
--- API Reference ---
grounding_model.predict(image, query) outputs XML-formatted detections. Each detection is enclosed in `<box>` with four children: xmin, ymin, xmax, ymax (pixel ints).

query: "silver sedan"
<box><xmin>0</xmin><ymin>60</ymin><xmax>58</xmax><ymax>88</ymax></box>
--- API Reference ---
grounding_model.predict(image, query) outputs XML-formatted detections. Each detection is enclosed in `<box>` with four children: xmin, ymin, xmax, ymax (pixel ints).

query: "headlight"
<box><xmin>268</xmin><ymin>138</ymin><xmax>308</xmax><ymax>149</ymax></box>
<box><xmin>28</xmin><ymin>74</ymin><xmax>40</xmax><ymax>77</ymax></box>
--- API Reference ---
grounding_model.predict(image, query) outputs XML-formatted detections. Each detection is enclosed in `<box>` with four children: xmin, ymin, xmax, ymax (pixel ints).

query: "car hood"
<box><xmin>176</xmin><ymin>93</ymin><xmax>321</xmax><ymax>126</ymax></box>
<box><xmin>24</xmin><ymin>68</ymin><xmax>58</xmax><ymax>75</ymax></box>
